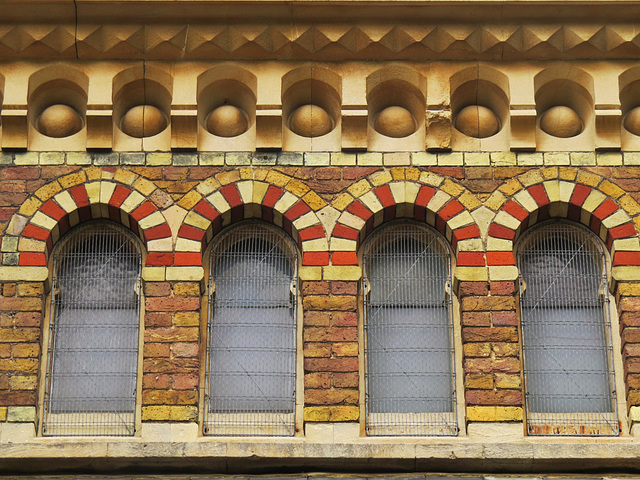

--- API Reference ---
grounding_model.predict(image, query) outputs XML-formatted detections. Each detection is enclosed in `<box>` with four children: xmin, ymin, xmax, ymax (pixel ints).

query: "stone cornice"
<box><xmin>1</xmin><ymin>1</ymin><xmax>640</xmax><ymax>60</ymax></box>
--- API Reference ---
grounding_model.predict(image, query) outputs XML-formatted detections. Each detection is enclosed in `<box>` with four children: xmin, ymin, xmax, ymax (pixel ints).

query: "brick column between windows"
<box><xmin>0</xmin><ymin>280</ymin><xmax>43</xmax><ymax>423</ymax></box>
<box><xmin>302</xmin><ymin>280</ymin><xmax>359</xmax><ymax>422</ymax></box>
<box><xmin>142</xmin><ymin>279</ymin><xmax>200</xmax><ymax>422</ymax></box>
<box><xmin>460</xmin><ymin>280</ymin><xmax>523</xmax><ymax>422</ymax></box>
<box><xmin>616</xmin><ymin>282</ymin><xmax>640</xmax><ymax>412</ymax></box>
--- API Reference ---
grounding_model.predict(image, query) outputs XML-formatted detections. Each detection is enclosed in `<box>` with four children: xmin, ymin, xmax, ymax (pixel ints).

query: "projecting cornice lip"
<box><xmin>3</xmin><ymin>1</ymin><xmax>640</xmax><ymax>60</ymax></box>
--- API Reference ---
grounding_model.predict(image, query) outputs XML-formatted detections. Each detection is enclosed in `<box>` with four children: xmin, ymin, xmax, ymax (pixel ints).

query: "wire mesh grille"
<box><xmin>363</xmin><ymin>223</ymin><xmax>457</xmax><ymax>436</ymax></box>
<box><xmin>205</xmin><ymin>223</ymin><xmax>297</xmax><ymax>436</ymax></box>
<box><xmin>518</xmin><ymin>222</ymin><xmax>619</xmax><ymax>436</ymax></box>
<box><xmin>43</xmin><ymin>222</ymin><xmax>141</xmax><ymax>436</ymax></box>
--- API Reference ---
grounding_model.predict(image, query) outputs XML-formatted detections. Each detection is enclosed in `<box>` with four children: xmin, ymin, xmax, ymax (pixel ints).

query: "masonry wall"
<box><xmin>1</xmin><ymin>151</ymin><xmax>640</xmax><ymax>433</ymax></box>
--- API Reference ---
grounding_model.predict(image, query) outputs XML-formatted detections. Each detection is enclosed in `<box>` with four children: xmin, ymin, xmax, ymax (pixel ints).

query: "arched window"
<box><xmin>518</xmin><ymin>221</ymin><xmax>619</xmax><ymax>436</ymax></box>
<box><xmin>362</xmin><ymin>222</ymin><xmax>457</xmax><ymax>436</ymax></box>
<box><xmin>42</xmin><ymin>222</ymin><xmax>142</xmax><ymax>436</ymax></box>
<box><xmin>204</xmin><ymin>222</ymin><xmax>298</xmax><ymax>436</ymax></box>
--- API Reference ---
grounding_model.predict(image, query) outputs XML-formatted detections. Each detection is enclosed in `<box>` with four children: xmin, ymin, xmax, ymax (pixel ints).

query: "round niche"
<box><xmin>454</xmin><ymin>105</ymin><xmax>501</xmax><ymax>139</ymax></box>
<box><xmin>206</xmin><ymin>104</ymin><xmax>249</xmax><ymax>138</ymax></box>
<box><xmin>624</xmin><ymin>106</ymin><xmax>640</xmax><ymax>136</ymax></box>
<box><xmin>373</xmin><ymin>106</ymin><xmax>417</xmax><ymax>138</ymax></box>
<box><xmin>120</xmin><ymin>105</ymin><xmax>168</xmax><ymax>138</ymax></box>
<box><xmin>539</xmin><ymin>105</ymin><xmax>583</xmax><ymax>138</ymax></box>
<box><xmin>36</xmin><ymin>104</ymin><xmax>84</xmax><ymax>138</ymax></box>
<box><xmin>288</xmin><ymin>104</ymin><xmax>334</xmax><ymax>138</ymax></box>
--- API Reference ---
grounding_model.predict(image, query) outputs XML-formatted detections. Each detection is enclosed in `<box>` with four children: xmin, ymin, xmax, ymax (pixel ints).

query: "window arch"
<box><xmin>42</xmin><ymin>222</ymin><xmax>142</xmax><ymax>436</ymax></box>
<box><xmin>362</xmin><ymin>222</ymin><xmax>457</xmax><ymax>436</ymax></box>
<box><xmin>518</xmin><ymin>221</ymin><xmax>620</xmax><ymax>436</ymax></box>
<box><xmin>204</xmin><ymin>222</ymin><xmax>298</xmax><ymax>436</ymax></box>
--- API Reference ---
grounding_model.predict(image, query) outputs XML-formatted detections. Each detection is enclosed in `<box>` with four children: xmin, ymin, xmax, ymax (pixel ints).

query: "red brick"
<box><xmin>22</xmin><ymin>224</ymin><xmax>50</xmax><ymax>241</ymax></box>
<box><xmin>144</xmin><ymin>312</ymin><xmax>172</xmax><ymax>327</ymax></box>
<box><xmin>457</xmin><ymin>252</ymin><xmax>485</xmax><ymax>267</ymax></box>
<box><xmin>502</xmin><ymin>200</ymin><xmax>529</xmax><ymax>221</ymax></box>
<box><xmin>331</xmin><ymin>282</ymin><xmax>357</xmax><ymax>295</ymax></box>
<box><xmin>0</xmin><ymin>167</ymin><xmax>40</xmax><ymax>180</ymax></box>
<box><xmin>304</xmin><ymin>327</ymin><xmax>357</xmax><ymax>342</ymax></box>
<box><xmin>144</xmin><ymin>282</ymin><xmax>172</xmax><ymax>297</ymax></box>
<box><xmin>144</xmin><ymin>343</ymin><xmax>171</xmax><ymax>358</ymax></box>
<box><xmin>614</xmin><ymin>252</ymin><xmax>640</xmax><ymax>266</ymax></box>
<box><xmin>145</xmin><ymin>297</ymin><xmax>200</xmax><ymax>312</ymax></box>
<box><xmin>438</xmin><ymin>199</ymin><xmax>464</xmax><ymax>221</ymax></box>
<box><xmin>570</xmin><ymin>184</ymin><xmax>591</xmax><ymax>207</ymax></box>
<box><xmin>528</xmin><ymin>184</ymin><xmax>549</xmax><ymax>206</ymax></box>
<box><xmin>374</xmin><ymin>185</ymin><xmax>394</xmax><ymax>208</ymax></box>
<box><xmin>492</xmin><ymin>311</ymin><xmax>518</xmax><ymax>326</ymax></box>
<box><xmin>347</xmin><ymin>200</ymin><xmax>373</xmax><ymax>221</ymax></box>
<box><xmin>220</xmin><ymin>184</ymin><xmax>242</xmax><ymax>208</ymax></box>
<box><xmin>302</xmin><ymin>282</ymin><xmax>330</xmax><ymax>295</ymax></box>
<box><xmin>131</xmin><ymin>201</ymin><xmax>157</xmax><ymax>221</ymax></box>
<box><xmin>69</xmin><ymin>185</ymin><xmax>89</xmax><ymax>208</ymax></box>
<box><xmin>172</xmin><ymin>343</ymin><xmax>199</xmax><ymax>358</ymax></box>
<box><xmin>465</xmin><ymin>390</ymin><xmax>522</xmax><ymax>406</ymax></box>
<box><xmin>194</xmin><ymin>199</ymin><xmax>220</xmax><ymax>221</ymax></box>
<box><xmin>298</xmin><ymin>224</ymin><xmax>325</xmax><ymax>241</ymax></box>
<box><xmin>109</xmin><ymin>185</ymin><xmax>132</xmax><ymax>208</ymax></box>
<box><xmin>285</xmin><ymin>201</ymin><xmax>312</xmax><ymax>222</ymax></box>
<box><xmin>304</xmin><ymin>311</ymin><xmax>331</xmax><ymax>326</ymax></box>
<box><xmin>332</xmin><ymin>252</ymin><xmax>358</xmax><ymax>265</ymax></box>
<box><xmin>262</xmin><ymin>186</ymin><xmax>285</xmax><ymax>208</ymax></box>
<box><xmin>146</xmin><ymin>252</ymin><xmax>174</xmax><ymax>266</ymax></box>
<box><xmin>415</xmin><ymin>185</ymin><xmax>436</xmax><ymax>207</ymax></box>
<box><xmin>304</xmin><ymin>357</ymin><xmax>358</xmax><ymax>372</ymax></box>
<box><xmin>333</xmin><ymin>372</ymin><xmax>359</xmax><ymax>388</ymax></box>
<box><xmin>592</xmin><ymin>198</ymin><xmax>618</xmax><ymax>221</ymax></box>
<box><xmin>490</xmin><ymin>282</ymin><xmax>517</xmax><ymax>295</ymax></box>
<box><xmin>19</xmin><ymin>253</ymin><xmax>46</xmax><ymax>266</ymax></box>
<box><xmin>342</xmin><ymin>167</ymin><xmax>382</xmax><ymax>180</ymax></box>
<box><xmin>302</xmin><ymin>252</ymin><xmax>330</xmax><ymax>266</ymax></box>
<box><xmin>143</xmin><ymin>374</ymin><xmax>171</xmax><ymax>389</ymax></box>
<box><xmin>145</xmin><ymin>223</ymin><xmax>171</xmax><ymax>241</ymax></box>
<box><xmin>305</xmin><ymin>388</ymin><xmax>358</xmax><ymax>405</ymax></box>
<box><xmin>174</xmin><ymin>252</ymin><xmax>202</xmax><ymax>266</ymax></box>
<box><xmin>461</xmin><ymin>312</ymin><xmax>490</xmax><ymax>328</ymax></box>
<box><xmin>486</xmin><ymin>251</ymin><xmax>516</xmax><ymax>266</ymax></box>
<box><xmin>40</xmin><ymin>199</ymin><xmax>66</xmax><ymax>221</ymax></box>
<box><xmin>488</xmin><ymin>223</ymin><xmax>515</xmax><ymax>240</ymax></box>
<box><xmin>609</xmin><ymin>222</ymin><xmax>637</xmax><ymax>240</ymax></box>
<box><xmin>458</xmin><ymin>282</ymin><xmax>489</xmax><ymax>296</ymax></box>
<box><xmin>453</xmin><ymin>224</ymin><xmax>481</xmax><ymax>241</ymax></box>
<box><xmin>305</xmin><ymin>372</ymin><xmax>331</xmax><ymax>389</ymax></box>
<box><xmin>0</xmin><ymin>391</ymin><xmax>37</xmax><ymax>406</ymax></box>
<box><xmin>172</xmin><ymin>374</ymin><xmax>199</xmax><ymax>390</ymax></box>
<box><xmin>332</xmin><ymin>224</ymin><xmax>359</xmax><ymax>240</ymax></box>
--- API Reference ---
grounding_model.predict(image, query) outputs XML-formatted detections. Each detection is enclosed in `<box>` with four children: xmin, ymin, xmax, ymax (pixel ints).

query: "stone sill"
<box><xmin>2</xmin><ymin>422</ymin><xmax>640</xmax><ymax>474</ymax></box>
<box><xmin>0</xmin><ymin>151</ymin><xmax>636</xmax><ymax>168</ymax></box>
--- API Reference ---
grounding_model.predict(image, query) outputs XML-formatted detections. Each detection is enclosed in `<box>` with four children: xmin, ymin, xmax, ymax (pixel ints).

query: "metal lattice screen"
<box><xmin>43</xmin><ymin>222</ymin><xmax>141</xmax><ymax>436</ymax></box>
<box><xmin>518</xmin><ymin>222</ymin><xmax>619</xmax><ymax>436</ymax></box>
<box><xmin>205</xmin><ymin>223</ymin><xmax>297</xmax><ymax>436</ymax></box>
<box><xmin>363</xmin><ymin>223</ymin><xmax>457</xmax><ymax>436</ymax></box>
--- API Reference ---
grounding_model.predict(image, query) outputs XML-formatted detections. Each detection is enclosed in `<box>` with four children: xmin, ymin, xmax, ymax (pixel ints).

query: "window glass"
<box><xmin>518</xmin><ymin>221</ymin><xmax>619</xmax><ymax>435</ymax></box>
<box><xmin>205</xmin><ymin>223</ymin><xmax>297</xmax><ymax>436</ymax></box>
<box><xmin>43</xmin><ymin>222</ymin><xmax>141</xmax><ymax>436</ymax></box>
<box><xmin>363</xmin><ymin>223</ymin><xmax>457</xmax><ymax>436</ymax></box>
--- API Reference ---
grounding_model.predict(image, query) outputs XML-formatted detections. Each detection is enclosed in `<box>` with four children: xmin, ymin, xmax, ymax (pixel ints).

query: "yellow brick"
<box><xmin>558</xmin><ymin>167</ymin><xmax>577</xmax><ymax>182</ymax></box>
<box><xmin>177</xmin><ymin>190</ymin><xmax>203</xmax><ymax>210</ymax></box>
<box><xmin>239</xmin><ymin>167</ymin><xmax>253</xmax><ymax>179</ymax></box>
<box><xmin>465</xmin><ymin>374</ymin><xmax>494</xmax><ymax>389</ymax></box>
<box><xmin>518</xmin><ymin>170</ymin><xmax>544</xmax><ymax>188</ymax></box>
<box><xmin>303</xmin><ymin>191</ymin><xmax>327</xmax><ymax>211</ymax></box>
<box><xmin>0</xmin><ymin>266</ymin><xmax>48</xmax><ymax>282</ymax></box>
<box><xmin>466</xmin><ymin>406</ymin><xmax>523</xmax><ymax>422</ymax></box>
<box><xmin>600</xmin><ymin>179</ymin><xmax>625</xmax><ymax>199</ymax></box>
<box><xmin>390</xmin><ymin>167</ymin><xmax>405</xmax><ymax>181</ymax></box>
<box><xmin>441</xmin><ymin>179</ymin><xmax>465</xmax><ymax>197</ymax></box>
<box><xmin>619</xmin><ymin>195</ymin><xmax>640</xmax><ymax>216</ymax></box>
<box><xmin>498</xmin><ymin>178</ymin><xmax>523</xmax><ymax>196</ymax></box>
<box><xmin>495</xmin><ymin>374</ymin><xmax>522</xmax><ymax>389</ymax></box>
<box><xmin>9</xmin><ymin>375</ymin><xmax>37</xmax><ymax>390</ymax></box>
<box><xmin>35</xmin><ymin>181</ymin><xmax>62</xmax><ymax>202</ymax></box>
<box><xmin>540</xmin><ymin>166</ymin><xmax>558</xmax><ymax>181</ymax></box>
<box><xmin>332</xmin><ymin>193</ymin><xmax>354</xmax><ymax>211</ymax></box>
<box><xmin>173</xmin><ymin>311</ymin><xmax>201</xmax><ymax>327</ymax></box>
<box><xmin>142</xmin><ymin>406</ymin><xmax>198</xmax><ymax>422</ymax></box>
<box><xmin>370</xmin><ymin>170</ymin><xmax>393</xmax><ymax>187</ymax></box>
<box><xmin>287</xmin><ymin>178</ymin><xmax>310</xmax><ymax>197</ymax></box>
<box><xmin>265</xmin><ymin>170</ymin><xmax>290</xmax><ymax>188</ymax></box>
<box><xmin>0</xmin><ymin>407</ymin><xmax>6</xmax><ymax>421</ymax></box>
<box><xmin>323</xmin><ymin>266</ymin><xmax>362</xmax><ymax>281</ymax></box>
<box><xmin>85</xmin><ymin>167</ymin><xmax>102</xmax><ymax>181</ymax></box>
<box><xmin>196</xmin><ymin>177</ymin><xmax>221</xmax><ymax>197</ymax></box>
<box><xmin>419</xmin><ymin>171</ymin><xmax>445</xmax><ymax>187</ymax></box>
<box><xmin>253</xmin><ymin>169</ymin><xmax>268</xmax><ymax>181</ymax></box>
<box><xmin>455</xmin><ymin>266</ymin><xmax>488</xmax><ymax>282</ymax></box>
<box><xmin>142</xmin><ymin>267</ymin><xmax>166</xmax><ymax>281</ymax></box>
<box><xmin>299</xmin><ymin>266</ymin><xmax>322</xmax><ymax>281</ymax></box>
<box><xmin>304</xmin><ymin>406</ymin><xmax>359</xmax><ymax>422</ymax></box>
<box><xmin>59</xmin><ymin>171</ymin><xmax>87</xmax><ymax>189</ymax></box>
<box><xmin>133</xmin><ymin>177</ymin><xmax>157</xmax><ymax>196</ymax></box>
<box><xmin>348</xmin><ymin>179</ymin><xmax>371</xmax><ymax>198</ymax></box>
<box><xmin>485</xmin><ymin>191</ymin><xmax>507</xmax><ymax>211</ymax></box>
<box><xmin>114</xmin><ymin>169</ymin><xmax>138</xmax><ymax>186</ymax></box>
<box><xmin>217</xmin><ymin>170</ymin><xmax>241</xmax><ymax>186</ymax></box>
<box><xmin>491</xmin><ymin>152</ymin><xmax>517</xmax><ymax>166</ymax></box>
<box><xmin>406</xmin><ymin>168</ymin><xmax>421</xmax><ymax>182</ymax></box>
<box><xmin>18</xmin><ymin>197</ymin><xmax>43</xmax><ymax>217</ymax></box>
<box><xmin>576</xmin><ymin>170</ymin><xmax>602</xmax><ymax>188</ymax></box>
<box><xmin>173</xmin><ymin>282</ymin><xmax>201</xmax><ymax>296</ymax></box>
<box><xmin>458</xmin><ymin>191</ymin><xmax>482</xmax><ymax>210</ymax></box>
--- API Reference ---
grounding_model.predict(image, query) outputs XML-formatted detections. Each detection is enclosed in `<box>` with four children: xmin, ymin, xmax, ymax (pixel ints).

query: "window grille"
<box><xmin>363</xmin><ymin>223</ymin><xmax>457</xmax><ymax>436</ymax></box>
<box><xmin>205</xmin><ymin>223</ymin><xmax>297</xmax><ymax>436</ymax></box>
<box><xmin>518</xmin><ymin>221</ymin><xmax>619</xmax><ymax>436</ymax></box>
<box><xmin>43</xmin><ymin>222</ymin><xmax>142</xmax><ymax>436</ymax></box>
